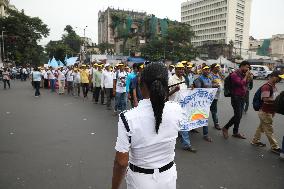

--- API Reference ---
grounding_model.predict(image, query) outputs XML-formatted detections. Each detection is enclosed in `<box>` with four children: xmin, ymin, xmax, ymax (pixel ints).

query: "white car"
<box><xmin>250</xmin><ymin>65</ymin><xmax>272</xmax><ymax>79</ymax></box>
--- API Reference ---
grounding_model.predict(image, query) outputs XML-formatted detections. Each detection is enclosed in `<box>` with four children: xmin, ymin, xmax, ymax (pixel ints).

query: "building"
<box><xmin>0</xmin><ymin>0</ymin><xmax>9</xmax><ymax>17</ymax></box>
<box><xmin>98</xmin><ymin>7</ymin><xmax>172</xmax><ymax>55</ymax></box>
<box><xmin>249</xmin><ymin>36</ymin><xmax>264</xmax><ymax>52</ymax></box>
<box><xmin>181</xmin><ymin>0</ymin><xmax>252</xmax><ymax>50</ymax></box>
<box><xmin>98</xmin><ymin>8</ymin><xmax>147</xmax><ymax>47</ymax></box>
<box><xmin>270</xmin><ymin>34</ymin><xmax>284</xmax><ymax>61</ymax></box>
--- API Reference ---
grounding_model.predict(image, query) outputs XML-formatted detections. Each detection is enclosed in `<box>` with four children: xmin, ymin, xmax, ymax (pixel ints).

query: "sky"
<box><xmin>10</xmin><ymin>0</ymin><xmax>284</xmax><ymax>46</ymax></box>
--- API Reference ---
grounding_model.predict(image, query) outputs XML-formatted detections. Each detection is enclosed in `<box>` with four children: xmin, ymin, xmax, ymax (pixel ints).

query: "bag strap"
<box><xmin>120</xmin><ymin>113</ymin><xmax>131</xmax><ymax>143</ymax></box>
<box><xmin>262</xmin><ymin>83</ymin><xmax>274</xmax><ymax>97</ymax></box>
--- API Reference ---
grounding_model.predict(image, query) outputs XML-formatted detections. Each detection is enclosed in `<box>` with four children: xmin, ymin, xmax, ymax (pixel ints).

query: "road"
<box><xmin>0</xmin><ymin>80</ymin><xmax>283</xmax><ymax>189</ymax></box>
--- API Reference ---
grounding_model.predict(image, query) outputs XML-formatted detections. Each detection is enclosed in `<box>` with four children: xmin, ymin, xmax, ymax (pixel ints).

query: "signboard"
<box><xmin>176</xmin><ymin>88</ymin><xmax>217</xmax><ymax>131</ymax></box>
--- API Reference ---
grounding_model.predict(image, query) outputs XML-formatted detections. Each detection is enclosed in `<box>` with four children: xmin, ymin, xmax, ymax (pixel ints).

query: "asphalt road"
<box><xmin>0</xmin><ymin>80</ymin><xmax>283</xmax><ymax>189</ymax></box>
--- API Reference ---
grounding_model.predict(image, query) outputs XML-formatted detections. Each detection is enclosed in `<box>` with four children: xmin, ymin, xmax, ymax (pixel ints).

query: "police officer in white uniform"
<box><xmin>111</xmin><ymin>63</ymin><xmax>188</xmax><ymax>189</ymax></box>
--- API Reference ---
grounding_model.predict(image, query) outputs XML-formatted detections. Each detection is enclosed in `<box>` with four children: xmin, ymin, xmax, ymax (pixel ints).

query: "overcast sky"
<box><xmin>10</xmin><ymin>0</ymin><xmax>284</xmax><ymax>45</ymax></box>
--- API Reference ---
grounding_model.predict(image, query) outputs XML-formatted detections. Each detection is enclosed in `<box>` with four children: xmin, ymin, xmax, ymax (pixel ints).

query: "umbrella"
<box><xmin>49</xmin><ymin>57</ymin><xmax>58</xmax><ymax>68</ymax></box>
<box><xmin>66</xmin><ymin>57</ymin><xmax>78</xmax><ymax>66</ymax></box>
<box><xmin>58</xmin><ymin>60</ymin><xmax>64</xmax><ymax>67</ymax></box>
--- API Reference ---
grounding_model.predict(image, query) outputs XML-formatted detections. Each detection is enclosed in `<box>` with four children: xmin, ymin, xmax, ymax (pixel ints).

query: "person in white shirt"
<box><xmin>112</xmin><ymin>63</ymin><xmax>187</xmax><ymax>189</ymax></box>
<box><xmin>32</xmin><ymin>67</ymin><xmax>43</xmax><ymax>97</ymax></box>
<box><xmin>43</xmin><ymin>68</ymin><xmax>49</xmax><ymax>89</ymax></box>
<box><xmin>40</xmin><ymin>68</ymin><xmax>45</xmax><ymax>88</ymax></box>
<box><xmin>72</xmin><ymin>68</ymin><xmax>81</xmax><ymax>97</ymax></box>
<box><xmin>57</xmin><ymin>67</ymin><xmax>66</xmax><ymax>95</ymax></box>
<box><xmin>168</xmin><ymin>63</ymin><xmax>196</xmax><ymax>152</ymax></box>
<box><xmin>66</xmin><ymin>67</ymin><xmax>74</xmax><ymax>95</ymax></box>
<box><xmin>47</xmin><ymin>67</ymin><xmax>56</xmax><ymax>92</ymax></box>
<box><xmin>113</xmin><ymin>64</ymin><xmax>127</xmax><ymax>114</ymax></box>
<box><xmin>101</xmin><ymin>63</ymin><xmax>114</xmax><ymax>110</ymax></box>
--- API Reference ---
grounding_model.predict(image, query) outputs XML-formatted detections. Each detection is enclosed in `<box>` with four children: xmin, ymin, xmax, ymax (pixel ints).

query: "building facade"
<box><xmin>181</xmin><ymin>0</ymin><xmax>252</xmax><ymax>50</ymax></box>
<box><xmin>98</xmin><ymin>7</ymin><xmax>171</xmax><ymax>55</ymax></box>
<box><xmin>249</xmin><ymin>36</ymin><xmax>264</xmax><ymax>52</ymax></box>
<box><xmin>98</xmin><ymin>8</ymin><xmax>147</xmax><ymax>46</ymax></box>
<box><xmin>0</xmin><ymin>0</ymin><xmax>9</xmax><ymax>17</ymax></box>
<box><xmin>270</xmin><ymin>34</ymin><xmax>284</xmax><ymax>61</ymax></box>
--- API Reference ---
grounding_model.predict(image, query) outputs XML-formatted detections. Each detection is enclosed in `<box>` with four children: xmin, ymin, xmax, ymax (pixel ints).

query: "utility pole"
<box><xmin>2</xmin><ymin>31</ymin><xmax>6</xmax><ymax>61</ymax></box>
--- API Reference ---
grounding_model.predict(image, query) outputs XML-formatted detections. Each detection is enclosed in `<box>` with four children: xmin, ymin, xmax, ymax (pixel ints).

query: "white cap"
<box><xmin>105</xmin><ymin>63</ymin><xmax>110</xmax><ymax>67</ymax></box>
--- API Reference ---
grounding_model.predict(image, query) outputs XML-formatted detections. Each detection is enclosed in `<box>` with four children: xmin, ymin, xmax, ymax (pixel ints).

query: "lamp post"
<box><xmin>76</xmin><ymin>26</ymin><xmax>88</xmax><ymax>63</ymax></box>
<box><xmin>2</xmin><ymin>30</ymin><xmax>6</xmax><ymax>61</ymax></box>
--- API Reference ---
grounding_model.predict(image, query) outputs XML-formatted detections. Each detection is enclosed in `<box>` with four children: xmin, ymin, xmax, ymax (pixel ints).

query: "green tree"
<box><xmin>62</xmin><ymin>25</ymin><xmax>81</xmax><ymax>53</ymax></box>
<box><xmin>0</xmin><ymin>9</ymin><xmax>49</xmax><ymax>66</ymax></box>
<box><xmin>45</xmin><ymin>40</ymin><xmax>73</xmax><ymax>63</ymax></box>
<box><xmin>97</xmin><ymin>42</ymin><xmax>114</xmax><ymax>54</ymax></box>
<box><xmin>45</xmin><ymin>25</ymin><xmax>82</xmax><ymax>63</ymax></box>
<box><xmin>140</xmin><ymin>22</ymin><xmax>196</xmax><ymax>61</ymax></box>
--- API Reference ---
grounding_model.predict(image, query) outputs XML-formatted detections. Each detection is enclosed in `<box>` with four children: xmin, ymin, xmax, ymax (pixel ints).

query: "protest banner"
<box><xmin>176</xmin><ymin>88</ymin><xmax>217</xmax><ymax>131</ymax></box>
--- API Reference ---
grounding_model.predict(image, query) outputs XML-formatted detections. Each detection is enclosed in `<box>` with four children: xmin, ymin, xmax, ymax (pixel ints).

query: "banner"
<box><xmin>176</xmin><ymin>88</ymin><xmax>217</xmax><ymax>131</ymax></box>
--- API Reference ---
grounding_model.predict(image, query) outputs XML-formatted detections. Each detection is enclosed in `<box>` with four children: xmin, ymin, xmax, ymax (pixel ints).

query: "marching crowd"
<box><xmin>26</xmin><ymin>61</ymin><xmax>284</xmax><ymax>155</ymax></box>
<box><xmin>1</xmin><ymin>61</ymin><xmax>284</xmax><ymax>157</ymax></box>
<box><xmin>1</xmin><ymin>61</ymin><xmax>284</xmax><ymax>189</ymax></box>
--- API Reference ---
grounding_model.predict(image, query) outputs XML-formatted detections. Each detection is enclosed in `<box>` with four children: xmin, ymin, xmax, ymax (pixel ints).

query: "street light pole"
<box><xmin>2</xmin><ymin>31</ymin><xmax>6</xmax><ymax>61</ymax></box>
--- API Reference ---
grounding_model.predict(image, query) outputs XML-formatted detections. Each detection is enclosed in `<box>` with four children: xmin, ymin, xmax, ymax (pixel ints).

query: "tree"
<box><xmin>62</xmin><ymin>25</ymin><xmax>81</xmax><ymax>53</ymax></box>
<box><xmin>45</xmin><ymin>40</ymin><xmax>73</xmax><ymax>63</ymax></box>
<box><xmin>140</xmin><ymin>22</ymin><xmax>197</xmax><ymax>61</ymax></box>
<box><xmin>0</xmin><ymin>9</ymin><xmax>49</xmax><ymax>66</ymax></box>
<box><xmin>97</xmin><ymin>42</ymin><xmax>114</xmax><ymax>54</ymax></box>
<box><xmin>45</xmin><ymin>25</ymin><xmax>82</xmax><ymax>62</ymax></box>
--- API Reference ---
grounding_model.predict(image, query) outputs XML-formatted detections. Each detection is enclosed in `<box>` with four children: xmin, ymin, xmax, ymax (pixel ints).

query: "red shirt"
<box><xmin>231</xmin><ymin>70</ymin><xmax>247</xmax><ymax>97</ymax></box>
<box><xmin>261</xmin><ymin>82</ymin><xmax>277</xmax><ymax>114</ymax></box>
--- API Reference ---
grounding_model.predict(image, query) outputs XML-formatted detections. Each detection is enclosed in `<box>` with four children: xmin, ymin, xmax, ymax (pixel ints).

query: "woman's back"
<box><xmin>115</xmin><ymin>99</ymin><xmax>183</xmax><ymax>169</ymax></box>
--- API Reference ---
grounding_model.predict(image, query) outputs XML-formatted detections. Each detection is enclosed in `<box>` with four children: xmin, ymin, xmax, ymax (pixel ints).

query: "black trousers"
<box><xmin>244</xmin><ymin>91</ymin><xmax>250</xmax><ymax>112</ymax></box>
<box><xmin>34</xmin><ymin>81</ymin><xmax>41</xmax><ymax>96</ymax></box>
<box><xmin>44</xmin><ymin>79</ymin><xmax>49</xmax><ymax>89</ymax></box>
<box><xmin>93</xmin><ymin>87</ymin><xmax>105</xmax><ymax>104</ymax></box>
<box><xmin>224</xmin><ymin>95</ymin><xmax>245</xmax><ymax>134</ymax></box>
<box><xmin>105</xmin><ymin>88</ymin><xmax>113</xmax><ymax>107</ymax></box>
<box><xmin>3</xmin><ymin>79</ymin><xmax>10</xmax><ymax>89</ymax></box>
<box><xmin>81</xmin><ymin>83</ymin><xmax>89</xmax><ymax>98</ymax></box>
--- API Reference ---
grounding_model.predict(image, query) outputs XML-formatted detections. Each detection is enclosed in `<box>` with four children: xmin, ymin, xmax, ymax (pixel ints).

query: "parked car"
<box><xmin>250</xmin><ymin>65</ymin><xmax>272</xmax><ymax>79</ymax></box>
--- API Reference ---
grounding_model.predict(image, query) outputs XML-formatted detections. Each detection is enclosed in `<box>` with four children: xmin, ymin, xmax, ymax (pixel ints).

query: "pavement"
<box><xmin>0</xmin><ymin>80</ymin><xmax>283</xmax><ymax>189</ymax></box>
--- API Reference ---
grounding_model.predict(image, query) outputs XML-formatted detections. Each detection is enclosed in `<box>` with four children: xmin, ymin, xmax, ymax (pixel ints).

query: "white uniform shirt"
<box><xmin>101</xmin><ymin>70</ymin><xmax>114</xmax><ymax>89</ymax></box>
<box><xmin>115</xmin><ymin>99</ymin><xmax>186</xmax><ymax>169</ymax></box>
<box><xmin>168</xmin><ymin>74</ymin><xmax>187</xmax><ymax>101</ymax></box>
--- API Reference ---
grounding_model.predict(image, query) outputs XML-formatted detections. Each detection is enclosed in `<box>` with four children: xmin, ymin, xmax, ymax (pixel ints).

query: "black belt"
<box><xmin>129</xmin><ymin>161</ymin><xmax>174</xmax><ymax>174</ymax></box>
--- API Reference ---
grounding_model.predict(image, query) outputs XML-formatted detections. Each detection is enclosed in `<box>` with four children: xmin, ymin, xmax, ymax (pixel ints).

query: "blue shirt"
<box><xmin>126</xmin><ymin>72</ymin><xmax>137</xmax><ymax>93</ymax></box>
<box><xmin>131</xmin><ymin>76</ymin><xmax>143</xmax><ymax>101</ymax></box>
<box><xmin>194</xmin><ymin>74</ymin><xmax>212</xmax><ymax>88</ymax></box>
<box><xmin>32</xmin><ymin>71</ymin><xmax>42</xmax><ymax>81</ymax></box>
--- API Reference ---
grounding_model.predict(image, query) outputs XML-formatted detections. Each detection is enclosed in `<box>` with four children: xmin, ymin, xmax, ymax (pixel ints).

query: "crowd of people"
<box><xmin>110</xmin><ymin>62</ymin><xmax>284</xmax><ymax>189</ymax></box>
<box><xmin>1</xmin><ymin>60</ymin><xmax>283</xmax><ymax>189</ymax></box>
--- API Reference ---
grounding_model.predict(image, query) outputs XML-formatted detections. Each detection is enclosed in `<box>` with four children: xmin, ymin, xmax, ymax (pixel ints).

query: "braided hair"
<box><xmin>140</xmin><ymin>63</ymin><xmax>168</xmax><ymax>133</ymax></box>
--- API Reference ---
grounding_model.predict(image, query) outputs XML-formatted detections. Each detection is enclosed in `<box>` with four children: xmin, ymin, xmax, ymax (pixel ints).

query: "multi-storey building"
<box><xmin>271</xmin><ymin>34</ymin><xmax>284</xmax><ymax>61</ymax></box>
<box><xmin>98</xmin><ymin>8</ymin><xmax>147</xmax><ymax>47</ymax></box>
<box><xmin>98</xmin><ymin>7</ymin><xmax>172</xmax><ymax>55</ymax></box>
<box><xmin>181</xmin><ymin>0</ymin><xmax>252</xmax><ymax>50</ymax></box>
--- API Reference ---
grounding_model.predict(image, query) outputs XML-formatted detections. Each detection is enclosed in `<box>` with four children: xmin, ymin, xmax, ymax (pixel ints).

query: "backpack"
<box><xmin>274</xmin><ymin>91</ymin><xmax>284</xmax><ymax>115</ymax></box>
<box><xmin>252</xmin><ymin>84</ymin><xmax>273</xmax><ymax>111</ymax></box>
<box><xmin>223</xmin><ymin>74</ymin><xmax>232</xmax><ymax>97</ymax></box>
